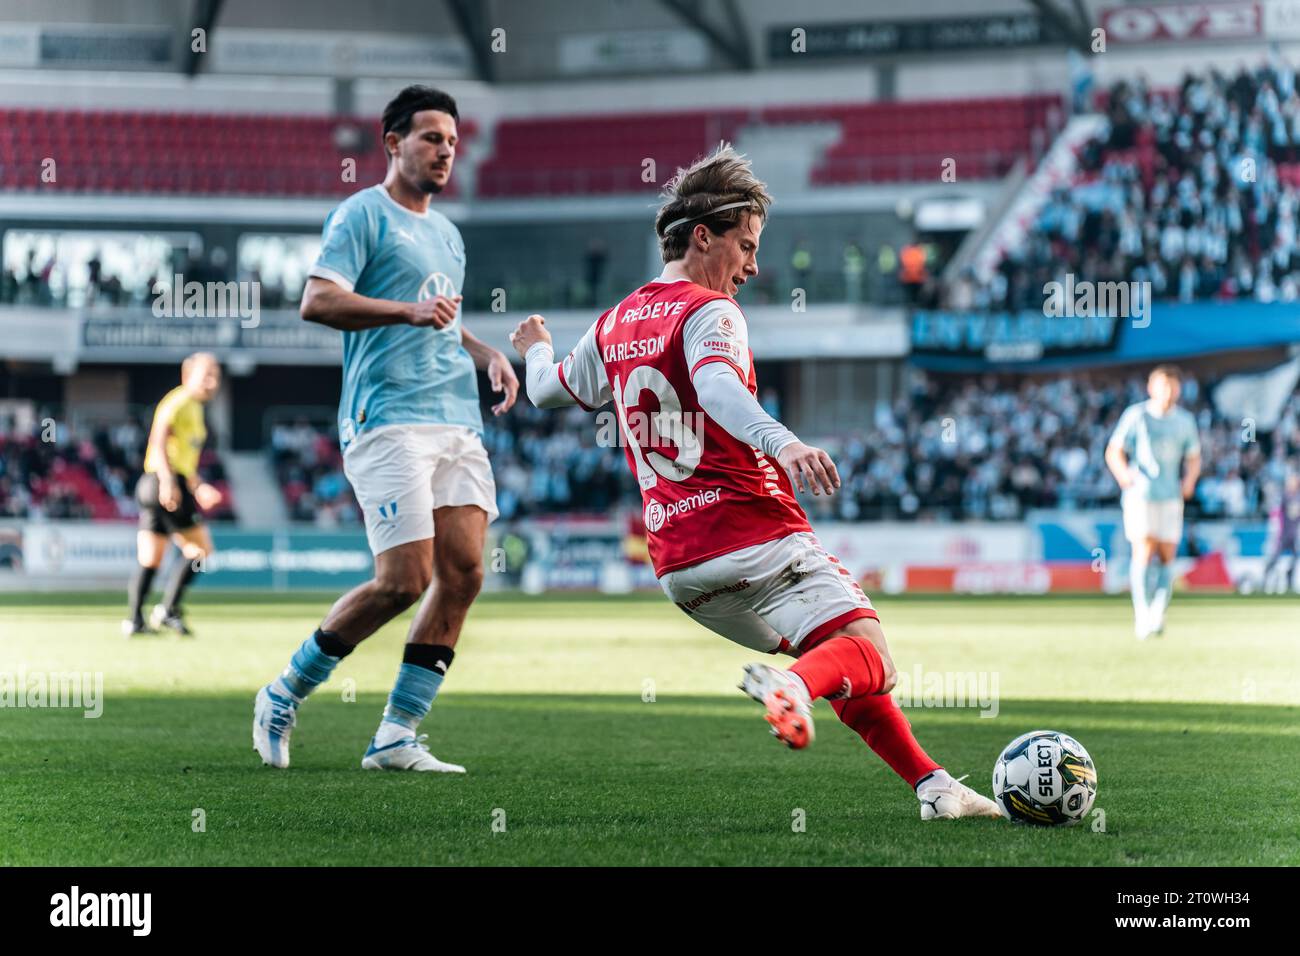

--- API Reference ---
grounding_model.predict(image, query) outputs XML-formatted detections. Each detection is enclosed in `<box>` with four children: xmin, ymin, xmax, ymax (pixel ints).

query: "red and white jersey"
<box><xmin>558</xmin><ymin>277</ymin><xmax>810</xmax><ymax>576</ymax></box>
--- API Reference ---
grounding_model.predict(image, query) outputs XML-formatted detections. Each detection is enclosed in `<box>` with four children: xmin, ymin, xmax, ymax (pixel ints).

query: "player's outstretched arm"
<box><xmin>511</xmin><ymin>315</ymin><xmax>571</xmax><ymax>409</ymax></box>
<box><xmin>692</xmin><ymin>362</ymin><xmax>838</xmax><ymax>496</ymax></box>
<box><xmin>300</xmin><ymin>277</ymin><xmax>458</xmax><ymax>331</ymax></box>
<box><xmin>511</xmin><ymin>314</ymin><xmax>610</xmax><ymax>411</ymax></box>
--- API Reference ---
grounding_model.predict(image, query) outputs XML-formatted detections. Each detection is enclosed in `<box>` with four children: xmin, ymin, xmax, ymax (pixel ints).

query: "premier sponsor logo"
<box><xmin>643</xmin><ymin>486</ymin><xmax>721</xmax><ymax>533</ymax></box>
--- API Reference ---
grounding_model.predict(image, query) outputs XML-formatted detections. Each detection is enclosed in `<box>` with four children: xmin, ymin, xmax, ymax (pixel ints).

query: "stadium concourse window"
<box><xmin>238</xmin><ymin>235</ymin><xmax>320</xmax><ymax>308</ymax></box>
<box><xmin>0</xmin><ymin>230</ymin><xmax>197</xmax><ymax>309</ymax></box>
<box><xmin>0</xmin><ymin>402</ymin><xmax>234</xmax><ymax>523</ymax></box>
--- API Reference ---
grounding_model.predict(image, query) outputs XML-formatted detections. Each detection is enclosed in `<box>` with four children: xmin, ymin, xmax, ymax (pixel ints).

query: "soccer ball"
<box><xmin>992</xmin><ymin>730</ymin><xmax>1097</xmax><ymax>826</ymax></box>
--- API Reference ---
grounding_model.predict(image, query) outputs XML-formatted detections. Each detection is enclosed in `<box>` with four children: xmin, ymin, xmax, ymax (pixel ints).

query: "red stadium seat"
<box><xmin>0</xmin><ymin>107</ymin><xmax>472</xmax><ymax>200</ymax></box>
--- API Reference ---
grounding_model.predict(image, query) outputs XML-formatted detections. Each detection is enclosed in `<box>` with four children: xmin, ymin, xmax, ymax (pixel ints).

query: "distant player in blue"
<box><xmin>1263</xmin><ymin>473</ymin><xmax>1300</xmax><ymax>593</ymax></box>
<box><xmin>1105</xmin><ymin>365</ymin><xmax>1201</xmax><ymax>640</ymax></box>
<box><xmin>253</xmin><ymin>86</ymin><xmax>518</xmax><ymax>772</ymax></box>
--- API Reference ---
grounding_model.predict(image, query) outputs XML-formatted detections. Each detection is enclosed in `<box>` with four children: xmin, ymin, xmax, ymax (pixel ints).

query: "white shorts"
<box><xmin>658</xmin><ymin>531</ymin><xmax>877</xmax><ymax>655</ymax></box>
<box><xmin>1122</xmin><ymin>494</ymin><xmax>1183</xmax><ymax>544</ymax></box>
<box><xmin>343</xmin><ymin>424</ymin><xmax>498</xmax><ymax>556</ymax></box>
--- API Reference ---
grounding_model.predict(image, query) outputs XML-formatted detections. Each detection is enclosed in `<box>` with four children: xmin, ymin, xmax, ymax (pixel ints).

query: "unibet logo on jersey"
<box><xmin>644</xmin><ymin>486</ymin><xmax>721</xmax><ymax>533</ymax></box>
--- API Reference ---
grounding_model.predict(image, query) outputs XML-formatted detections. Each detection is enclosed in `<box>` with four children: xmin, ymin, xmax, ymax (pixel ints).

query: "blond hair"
<box><xmin>654</xmin><ymin>143</ymin><xmax>772</xmax><ymax>263</ymax></box>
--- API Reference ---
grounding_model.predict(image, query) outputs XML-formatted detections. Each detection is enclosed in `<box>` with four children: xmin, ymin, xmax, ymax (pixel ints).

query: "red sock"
<box><xmin>790</xmin><ymin>635</ymin><xmax>886</xmax><ymax>700</ymax></box>
<box><xmin>831</xmin><ymin>694</ymin><xmax>941</xmax><ymax>787</ymax></box>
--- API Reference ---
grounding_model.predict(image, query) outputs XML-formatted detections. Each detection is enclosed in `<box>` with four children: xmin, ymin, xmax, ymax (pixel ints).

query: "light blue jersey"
<box><xmin>310</xmin><ymin>184</ymin><xmax>481</xmax><ymax>450</ymax></box>
<box><xmin>1109</xmin><ymin>401</ymin><xmax>1200</xmax><ymax>502</ymax></box>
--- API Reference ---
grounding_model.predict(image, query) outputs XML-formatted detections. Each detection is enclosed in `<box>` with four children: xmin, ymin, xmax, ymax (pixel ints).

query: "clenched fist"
<box><xmin>509</xmin><ymin>314</ymin><xmax>552</xmax><ymax>360</ymax></box>
<box><xmin>407</xmin><ymin>294</ymin><xmax>461</xmax><ymax>329</ymax></box>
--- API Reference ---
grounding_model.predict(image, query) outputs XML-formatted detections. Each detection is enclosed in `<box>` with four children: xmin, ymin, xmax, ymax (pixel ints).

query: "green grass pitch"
<box><xmin>1</xmin><ymin>591</ymin><xmax>1297</xmax><ymax>866</ymax></box>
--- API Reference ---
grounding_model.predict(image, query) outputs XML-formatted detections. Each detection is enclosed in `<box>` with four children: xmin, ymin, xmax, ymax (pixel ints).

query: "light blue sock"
<box><xmin>1129</xmin><ymin>555</ymin><xmax>1150</xmax><ymax>622</ymax></box>
<box><xmin>273</xmin><ymin>635</ymin><xmax>343</xmax><ymax>701</ymax></box>
<box><xmin>1151</xmin><ymin>560</ymin><xmax>1175</xmax><ymax>615</ymax></box>
<box><xmin>382</xmin><ymin>663</ymin><xmax>445</xmax><ymax>731</ymax></box>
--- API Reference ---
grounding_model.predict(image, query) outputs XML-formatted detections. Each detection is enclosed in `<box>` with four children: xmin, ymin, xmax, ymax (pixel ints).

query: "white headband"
<box><xmin>663</xmin><ymin>200</ymin><xmax>753</xmax><ymax>234</ymax></box>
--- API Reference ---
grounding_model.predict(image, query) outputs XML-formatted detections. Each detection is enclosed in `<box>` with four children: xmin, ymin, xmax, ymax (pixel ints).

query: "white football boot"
<box><xmin>1134</xmin><ymin>606</ymin><xmax>1154</xmax><ymax>641</ymax></box>
<box><xmin>361</xmin><ymin>732</ymin><xmax>466</xmax><ymax>773</ymax></box>
<box><xmin>917</xmin><ymin>773</ymin><xmax>1002</xmax><ymax>821</ymax></box>
<box><xmin>253</xmin><ymin>684</ymin><xmax>298</xmax><ymax>769</ymax></box>
<box><xmin>1147</xmin><ymin>601</ymin><xmax>1167</xmax><ymax>638</ymax></box>
<box><xmin>739</xmin><ymin>662</ymin><xmax>815</xmax><ymax>749</ymax></box>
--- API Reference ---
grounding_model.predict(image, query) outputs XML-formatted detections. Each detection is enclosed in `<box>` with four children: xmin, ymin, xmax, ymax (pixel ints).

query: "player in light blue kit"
<box><xmin>1105</xmin><ymin>365</ymin><xmax>1201</xmax><ymax>640</ymax></box>
<box><xmin>253</xmin><ymin>86</ymin><xmax>518</xmax><ymax>772</ymax></box>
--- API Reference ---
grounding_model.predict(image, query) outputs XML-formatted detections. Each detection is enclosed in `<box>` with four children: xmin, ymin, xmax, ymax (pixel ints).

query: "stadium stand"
<box><xmin>960</xmin><ymin>65</ymin><xmax>1300</xmax><ymax>309</ymax></box>
<box><xmin>813</xmin><ymin>371</ymin><xmax>1296</xmax><ymax>523</ymax></box>
<box><xmin>476</xmin><ymin>95</ymin><xmax>1059</xmax><ymax>197</ymax></box>
<box><xmin>270</xmin><ymin>419</ymin><xmax>360</xmax><ymax>527</ymax></box>
<box><xmin>0</xmin><ymin>415</ymin><xmax>234</xmax><ymax>522</ymax></box>
<box><xmin>0</xmin><ymin>109</ymin><xmax>474</xmax><ymax>197</ymax></box>
<box><xmin>765</xmin><ymin>94</ymin><xmax>1061</xmax><ymax>185</ymax></box>
<box><xmin>256</xmin><ymin>370</ymin><xmax>1300</xmax><ymax>525</ymax></box>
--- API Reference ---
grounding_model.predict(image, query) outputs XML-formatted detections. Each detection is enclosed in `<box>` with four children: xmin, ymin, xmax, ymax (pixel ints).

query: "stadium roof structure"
<box><xmin>0</xmin><ymin>0</ymin><xmax>1099</xmax><ymax>84</ymax></box>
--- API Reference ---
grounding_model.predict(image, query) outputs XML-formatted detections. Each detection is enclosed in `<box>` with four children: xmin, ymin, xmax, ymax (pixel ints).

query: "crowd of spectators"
<box><xmin>0</xmin><ymin>413</ymin><xmax>233</xmax><ymax>521</ymax></box>
<box><xmin>808</xmin><ymin>370</ymin><xmax>1296</xmax><ymax>523</ymax></box>
<box><xmin>260</xmin><ymin>369</ymin><xmax>1299</xmax><ymax>526</ymax></box>
<box><xmin>951</xmin><ymin>63</ymin><xmax>1300</xmax><ymax>312</ymax></box>
<box><xmin>267</xmin><ymin>404</ymin><xmax>631</xmax><ymax>525</ymax></box>
<box><xmin>270</xmin><ymin>419</ymin><xmax>360</xmax><ymax>527</ymax></box>
<box><xmin>6</xmin><ymin>365</ymin><xmax>1297</xmax><ymax>527</ymax></box>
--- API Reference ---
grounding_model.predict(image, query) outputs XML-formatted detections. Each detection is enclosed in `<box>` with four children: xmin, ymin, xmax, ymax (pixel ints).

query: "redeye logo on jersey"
<box><xmin>643</xmin><ymin>487</ymin><xmax>722</xmax><ymax>533</ymax></box>
<box><xmin>618</xmin><ymin>299</ymin><xmax>688</xmax><ymax>326</ymax></box>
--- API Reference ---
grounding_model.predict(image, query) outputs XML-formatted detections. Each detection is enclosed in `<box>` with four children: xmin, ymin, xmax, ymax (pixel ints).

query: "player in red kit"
<box><xmin>511</xmin><ymin>145</ymin><xmax>998</xmax><ymax>821</ymax></box>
